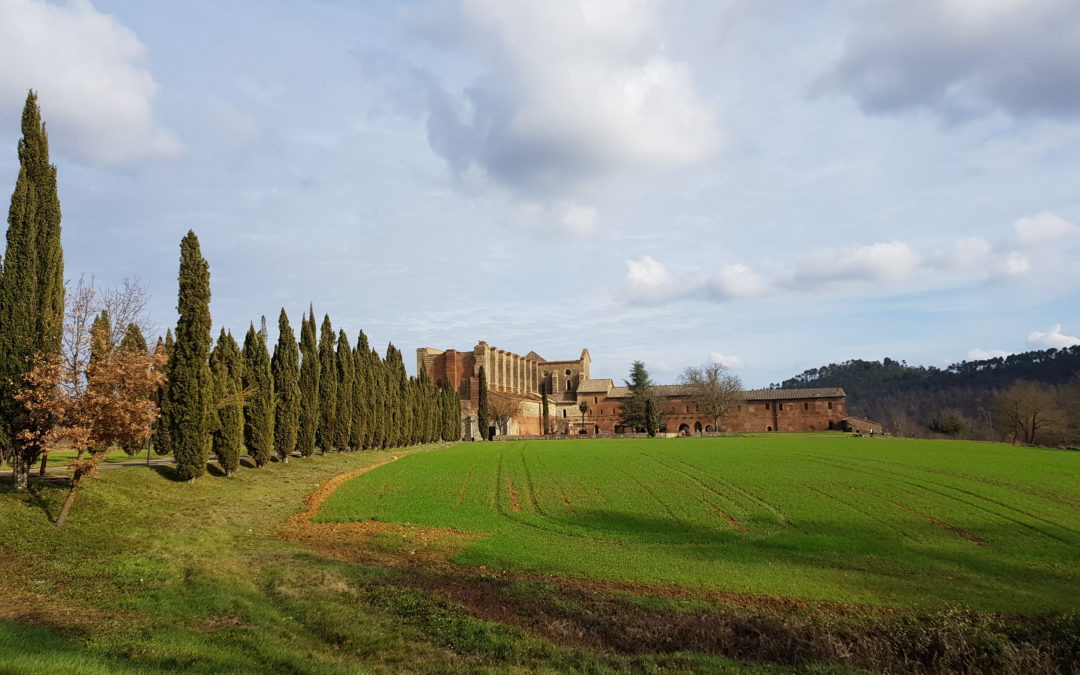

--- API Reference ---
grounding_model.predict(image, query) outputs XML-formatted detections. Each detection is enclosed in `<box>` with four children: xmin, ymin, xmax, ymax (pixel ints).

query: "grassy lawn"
<box><xmin>318</xmin><ymin>434</ymin><xmax>1080</xmax><ymax>613</ymax></box>
<box><xmin>1</xmin><ymin>435</ymin><xmax>1077</xmax><ymax>673</ymax></box>
<box><xmin>0</xmin><ymin>445</ymin><xmax>760</xmax><ymax>673</ymax></box>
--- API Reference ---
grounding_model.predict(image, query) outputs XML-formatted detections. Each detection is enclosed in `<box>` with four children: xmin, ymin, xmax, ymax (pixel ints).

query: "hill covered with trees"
<box><xmin>775</xmin><ymin>347</ymin><xmax>1080</xmax><ymax>441</ymax></box>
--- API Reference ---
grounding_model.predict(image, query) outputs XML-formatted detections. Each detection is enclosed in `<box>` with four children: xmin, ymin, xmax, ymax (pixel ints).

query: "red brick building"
<box><xmin>418</xmin><ymin>342</ymin><xmax>846</xmax><ymax>439</ymax></box>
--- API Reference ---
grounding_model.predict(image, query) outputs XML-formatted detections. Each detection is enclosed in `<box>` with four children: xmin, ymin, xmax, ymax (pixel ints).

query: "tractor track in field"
<box><xmin>532</xmin><ymin>454</ymin><xmax>578</xmax><ymax>516</ymax></box>
<box><xmin>669</xmin><ymin>456</ymin><xmax>795</xmax><ymax>527</ymax></box>
<box><xmin>804</xmin><ymin>454</ymin><xmax>1072</xmax><ymax>545</ymax></box>
<box><xmin>507</xmin><ymin>474</ymin><xmax>522</xmax><ymax>513</ymax></box>
<box><xmin>620</xmin><ymin>467</ymin><xmax>681</xmax><ymax>524</ymax></box>
<box><xmin>806</xmin><ymin>485</ymin><xmax>922</xmax><ymax>544</ymax></box>
<box><xmin>640</xmin><ymin>453</ymin><xmax>748</xmax><ymax>530</ymax></box>
<box><xmin>457</xmin><ymin>462</ymin><xmax>477</xmax><ymax>506</ymax></box>
<box><xmin>847</xmin><ymin>455</ymin><xmax>1080</xmax><ymax>510</ymax></box>
<box><xmin>853</xmin><ymin>459</ymin><xmax>1080</xmax><ymax>539</ymax></box>
<box><xmin>518</xmin><ymin>447</ymin><xmax>547</xmax><ymax>516</ymax></box>
<box><xmin>701</xmin><ymin>498</ymin><xmax>746</xmax><ymax>531</ymax></box>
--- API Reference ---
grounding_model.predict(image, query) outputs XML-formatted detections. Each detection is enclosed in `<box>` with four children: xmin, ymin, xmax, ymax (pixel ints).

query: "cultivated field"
<box><xmin>317</xmin><ymin>434</ymin><xmax>1080</xmax><ymax>613</ymax></box>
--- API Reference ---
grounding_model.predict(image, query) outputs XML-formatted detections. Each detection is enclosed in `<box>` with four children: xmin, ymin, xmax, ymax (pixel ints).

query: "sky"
<box><xmin>1</xmin><ymin>0</ymin><xmax>1078</xmax><ymax>388</ymax></box>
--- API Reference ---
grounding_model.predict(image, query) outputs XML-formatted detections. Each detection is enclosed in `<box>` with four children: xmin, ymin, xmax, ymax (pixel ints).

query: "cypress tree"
<box><xmin>242</xmin><ymin>323</ymin><xmax>274</xmax><ymax>467</ymax></box>
<box><xmin>210</xmin><ymin>330</ymin><xmax>243</xmax><ymax>477</ymax></box>
<box><xmin>0</xmin><ymin>91</ymin><xmax>65</xmax><ymax>489</ymax></box>
<box><xmin>369</xmin><ymin>347</ymin><xmax>387</xmax><ymax>448</ymax></box>
<box><xmin>271</xmin><ymin>309</ymin><xmax>300</xmax><ymax>463</ymax></box>
<box><xmin>296</xmin><ymin>309</ymin><xmax>319</xmax><ymax>457</ymax></box>
<box><xmin>162</xmin><ymin>231</ymin><xmax>213</xmax><ymax>481</ymax></box>
<box><xmin>447</xmin><ymin>382</ymin><xmax>462</xmax><ymax>441</ymax></box>
<box><xmin>334</xmin><ymin>330</ymin><xmax>353</xmax><ymax>451</ymax></box>
<box><xmin>88</xmin><ymin>310</ymin><xmax>112</xmax><ymax>368</ymax></box>
<box><xmin>119</xmin><ymin>323</ymin><xmax>148</xmax><ymax>353</ymax></box>
<box><xmin>350</xmin><ymin>331</ymin><xmax>370</xmax><ymax>450</ymax></box>
<box><xmin>540</xmin><ymin>382</ymin><xmax>550</xmax><ymax>435</ymax></box>
<box><xmin>119</xmin><ymin>323</ymin><xmax>150</xmax><ymax>456</ymax></box>
<box><xmin>151</xmin><ymin>329</ymin><xmax>175</xmax><ymax>455</ymax></box>
<box><xmin>477</xmin><ymin>366</ymin><xmax>489</xmax><ymax>441</ymax></box>
<box><xmin>384</xmin><ymin>344</ymin><xmax>408</xmax><ymax>446</ymax></box>
<box><xmin>316</xmin><ymin>315</ymin><xmax>337</xmax><ymax>453</ymax></box>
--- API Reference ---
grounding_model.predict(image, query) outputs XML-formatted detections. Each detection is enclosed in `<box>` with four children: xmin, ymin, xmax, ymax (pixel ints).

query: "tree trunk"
<box><xmin>12</xmin><ymin>454</ymin><xmax>29</xmax><ymax>491</ymax></box>
<box><xmin>38</xmin><ymin>449</ymin><xmax>49</xmax><ymax>477</ymax></box>
<box><xmin>55</xmin><ymin>484</ymin><xmax>80</xmax><ymax>527</ymax></box>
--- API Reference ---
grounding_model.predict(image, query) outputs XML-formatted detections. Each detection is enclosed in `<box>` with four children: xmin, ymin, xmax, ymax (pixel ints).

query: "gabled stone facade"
<box><xmin>418</xmin><ymin>342</ymin><xmax>846</xmax><ymax>439</ymax></box>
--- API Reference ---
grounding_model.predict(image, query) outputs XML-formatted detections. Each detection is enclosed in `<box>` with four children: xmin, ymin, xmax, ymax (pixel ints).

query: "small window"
<box><xmin>565</xmin><ymin>369</ymin><xmax>571</xmax><ymax>376</ymax></box>
<box><xmin>594</xmin><ymin>396</ymin><xmax>598</xmax><ymax>404</ymax></box>
<box><xmin>562</xmin><ymin>409</ymin><xmax>567</xmax><ymax>417</ymax></box>
<box><xmin>828</xmin><ymin>402</ymin><xmax>833</xmax><ymax>409</ymax></box>
<box><xmin>765</xmin><ymin>403</ymin><xmax>770</xmax><ymax>410</ymax></box>
<box><xmin>804</xmin><ymin>402</ymin><xmax>808</xmax><ymax>410</ymax></box>
<box><xmin>779</xmin><ymin>403</ymin><xmax>783</xmax><ymax>411</ymax></box>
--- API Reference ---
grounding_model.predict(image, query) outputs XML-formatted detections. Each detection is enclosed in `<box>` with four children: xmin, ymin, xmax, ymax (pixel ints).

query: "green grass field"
<box><xmin>317</xmin><ymin>434</ymin><xmax>1080</xmax><ymax>613</ymax></box>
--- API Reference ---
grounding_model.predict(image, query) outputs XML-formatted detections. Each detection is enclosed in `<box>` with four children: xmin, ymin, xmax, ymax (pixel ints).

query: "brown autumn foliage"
<box><xmin>14</xmin><ymin>330</ymin><xmax>166</xmax><ymax>526</ymax></box>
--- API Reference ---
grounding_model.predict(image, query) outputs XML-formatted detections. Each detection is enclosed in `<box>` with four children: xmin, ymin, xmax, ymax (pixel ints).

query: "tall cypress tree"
<box><xmin>0</xmin><ymin>91</ymin><xmax>64</xmax><ymax>490</ymax></box>
<box><xmin>210</xmin><ymin>330</ymin><xmax>243</xmax><ymax>477</ymax></box>
<box><xmin>477</xmin><ymin>366</ymin><xmax>489</xmax><ymax>441</ymax></box>
<box><xmin>385</xmin><ymin>344</ymin><xmax>408</xmax><ymax>447</ymax></box>
<box><xmin>120</xmin><ymin>323</ymin><xmax>148</xmax><ymax>353</ymax></box>
<box><xmin>316</xmin><ymin>315</ymin><xmax>337</xmax><ymax>453</ymax></box>
<box><xmin>334</xmin><ymin>330</ymin><xmax>353</xmax><ymax>451</ymax></box>
<box><xmin>88</xmin><ymin>310</ymin><xmax>112</xmax><ymax>368</ymax></box>
<box><xmin>242</xmin><ymin>323</ymin><xmax>274</xmax><ymax>467</ymax></box>
<box><xmin>271</xmin><ymin>309</ymin><xmax>300</xmax><ymax>463</ymax></box>
<box><xmin>350</xmin><ymin>331</ymin><xmax>370</xmax><ymax>450</ymax></box>
<box><xmin>540</xmin><ymin>382</ymin><xmax>550</xmax><ymax>435</ymax></box>
<box><xmin>162</xmin><ymin>231</ymin><xmax>213</xmax><ymax>481</ymax></box>
<box><xmin>151</xmin><ymin>329</ymin><xmax>175</xmax><ymax>455</ymax></box>
<box><xmin>296</xmin><ymin>308</ymin><xmax>319</xmax><ymax>457</ymax></box>
<box><xmin>118</xmin><ymin>323</ymin><xmax>151</xmax><ymax>456</ymax></box>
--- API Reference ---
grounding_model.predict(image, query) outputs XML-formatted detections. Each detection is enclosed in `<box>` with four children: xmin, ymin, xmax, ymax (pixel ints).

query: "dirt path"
<box><xmin>287</xmin><ymin>456</ymin><xmax>401</xmax><ymax>524</ymax></box>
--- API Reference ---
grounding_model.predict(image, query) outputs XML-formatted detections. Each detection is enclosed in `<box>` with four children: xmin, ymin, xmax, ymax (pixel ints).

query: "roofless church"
<box><xmin>418</xmin><ymin>342</ymin><xmax>846</xmax><ymax>440</ymax></box>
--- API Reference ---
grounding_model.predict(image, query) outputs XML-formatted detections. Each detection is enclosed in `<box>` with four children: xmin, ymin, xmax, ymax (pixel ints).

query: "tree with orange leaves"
<box><xmin>15</xmin><ymin>316</ymin><xmax>165</xmax><ymax>527</ymax></box>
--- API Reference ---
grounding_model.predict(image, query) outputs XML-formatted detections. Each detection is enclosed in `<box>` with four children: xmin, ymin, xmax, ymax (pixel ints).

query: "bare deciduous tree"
<box><xmin>995</xmin><ymin>381</ymin><xmax>1062</xmax><ymax>446</ymax></box>
<box><xmin>680</xmin><ymin>362</ymin><xmax>743</xmax><ymax>433</ymax></box>
<box><xmin>99</xmin><ymin>276</ymin><xmax>153</xmax><ymax>349</ymax></box>
<box><xmin>62</xmin><ymin>274</ymin><xmax>98</xmax><ymax>397</ymax></box>
<box><xmin>487</xmin><ymin>393</ymin><xmax>525</xmax><ymax>436</ymax></box>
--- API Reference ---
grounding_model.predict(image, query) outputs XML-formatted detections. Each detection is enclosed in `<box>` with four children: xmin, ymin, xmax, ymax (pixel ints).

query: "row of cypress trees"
<box><xmin>152</xmin><ymin>232</ymin><xmax>462</xmax><ymax>481</ymax></box>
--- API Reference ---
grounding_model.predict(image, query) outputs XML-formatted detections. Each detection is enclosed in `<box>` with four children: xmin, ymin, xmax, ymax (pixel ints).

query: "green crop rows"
<box><xmin>317</xmin><ymin>434</ymin><xmax>1080</xmax><ymax>612</ymax></box>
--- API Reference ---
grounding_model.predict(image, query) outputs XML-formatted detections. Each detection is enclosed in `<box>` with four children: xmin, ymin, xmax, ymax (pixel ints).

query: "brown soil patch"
<box><xmin>507</xmin><ymin>474</ymin><xmax>521</xmax><ymax>512</ymax></box>
<box><xmin>287</xmin><ymin>456</ymin><xmax>400</xmax><ymax>525</ymax></box>
<box><xmin>899</xmin><ymin>504</ymin><xmax>991</xmax><ymax>547</ymax></box>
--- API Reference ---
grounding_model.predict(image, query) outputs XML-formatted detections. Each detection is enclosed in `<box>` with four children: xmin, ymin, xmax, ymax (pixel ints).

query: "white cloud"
<box><xmin>0</xmin><ymin>0</ymin><xmax>180</xmax><ymax>164</ymax></box>
<box><xmin>967</xmin><ymin>348</ymin><xmax>1010</xmax><ymax>361</ymax></box>
<box><xmin>709</xmin><ymin>352</ymin><xmax>744</xmax><ymax>369</ymax></box>
<box><xmin>1027</xmin><ymin>324</ymin><xmax>1080</xmax><ymax>349</ymax></box>
<box><xmin>1000</xmin><ymin>252</ymin><xmax>1030</xmax><ymax>277</ymax></box>
<box><xmin>622</xmin><ymin>255</ymin><xmax>679</xmax><ymax>304</ymax></box>
<box><xmin>1014</xmin><ymin>211</ymin><xmax>1079</xmax><ymax>246</ymax></box>
<box><xmin>399</xmin><ymin>0</ymin><xmax>719</xmax><ymax>198</ymax></box>
<box><xmin>821</xmin><ymin>0</ymin><xmax>1080</xmax><ymax>120</ymax></box>
<box><xmin>793</xmin><ymin>241</ymin><xmax>919</xmax><ymax>285</ymax></box>
<box><xmin>946</xmin><ymin>236</ymin><xmax>991</xmax><ymax>269</ymax></box>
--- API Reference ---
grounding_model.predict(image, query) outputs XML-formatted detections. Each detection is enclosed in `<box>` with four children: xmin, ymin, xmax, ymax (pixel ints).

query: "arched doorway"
<box><xmin>705</xmin><ymin>425</ymin><xmax>713</xmax><ymax>432</ymax></box>
<box><xmin>694</xmin><ymin>421</ymin><xmax>702</xmax><ymax>434</ymax></box>
<box><xmin>678</xmin><ymin>423</ymin><xmax>690</xmax><ymax>436</ymax></box>
<box><xmin>767</xmin><ymin>426</ymin><xmax>773</xmax><ymax>432</ymax></box>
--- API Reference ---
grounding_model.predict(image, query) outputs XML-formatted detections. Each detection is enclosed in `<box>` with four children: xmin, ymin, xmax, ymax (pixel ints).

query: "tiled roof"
<box><xmin>740</xmin><ymin>388</ymin><xmax>845</xmax><ymax>400</ymax></box>
<box><xmin>599</xmin><ymin>386</ymin><xmax>845</xmax><ymax>400</ymax></box>
<box><xmin>577</xmin><ymin>378</ymin><xmax>613</xmax><ymax>393</ymax></box>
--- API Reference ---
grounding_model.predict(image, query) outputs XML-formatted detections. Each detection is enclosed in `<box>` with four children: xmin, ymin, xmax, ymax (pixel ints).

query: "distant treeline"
<box><xmin>775</xmin><ymin>347</ymin><xmax>1080</xmax><ymax>441</ymax></box>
